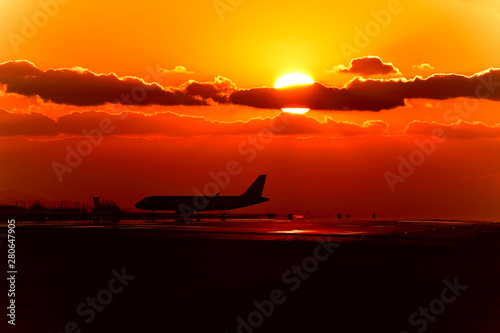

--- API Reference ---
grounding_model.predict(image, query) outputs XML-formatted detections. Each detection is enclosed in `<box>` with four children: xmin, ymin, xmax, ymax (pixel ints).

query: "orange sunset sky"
<box><xmin>1</xmin><ymin>0</ymin><xmax>500</xmax><ymax>219</ymax></box>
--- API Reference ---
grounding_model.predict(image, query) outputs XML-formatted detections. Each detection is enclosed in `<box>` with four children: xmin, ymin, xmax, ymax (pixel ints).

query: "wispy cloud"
<box><xmin>413</xmin><ymin>63</ymin><xmax>434</xmax><ymax>71</ymax></box>
<box><xmin>0</xmin><ymin>110</ymin><xmax>388</xmax><ymax>138</ymax></box>
<box><xmin>406</xmin><ymin>120</ymin><xmax>500</xmax><ymax>139</ymax></box>
<box><xmin>159</xmin><ymin>65</ymin><xmax>194</xmax><ymax>74</ymax></box>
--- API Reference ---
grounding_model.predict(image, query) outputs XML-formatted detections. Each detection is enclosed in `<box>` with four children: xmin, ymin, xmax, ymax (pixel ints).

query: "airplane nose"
<box><xmin>135</xmin><ymin>201</ymin><xmax>142</xmax><ymax>209</ymax></box>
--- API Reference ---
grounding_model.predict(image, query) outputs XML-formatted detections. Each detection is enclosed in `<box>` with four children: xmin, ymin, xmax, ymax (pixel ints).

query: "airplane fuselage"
<box><xmin>135</xmin><ymin>175</ymin><xmax>269</xmax><ymax>215</ymax></box>
<box><xmin>135</xmin><ymin>195</ymin><xmax>269</xmax><ymax>213</ymax></box>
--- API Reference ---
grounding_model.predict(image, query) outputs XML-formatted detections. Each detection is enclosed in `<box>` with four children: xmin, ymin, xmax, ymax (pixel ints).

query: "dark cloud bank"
<box><xmin>1</xmin><ymin>60</ymin><xmax>500</xmax><ymax>111</ymax></box>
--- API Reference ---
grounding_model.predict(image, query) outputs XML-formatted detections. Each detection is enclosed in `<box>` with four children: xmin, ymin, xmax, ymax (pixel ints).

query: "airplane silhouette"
<box><xmin>135</xmin><ymin>175</ymin><xmax>269</xmax><ymax>218</ymax></box>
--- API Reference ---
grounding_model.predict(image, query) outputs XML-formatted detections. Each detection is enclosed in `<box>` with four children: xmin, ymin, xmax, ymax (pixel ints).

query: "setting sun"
<box><xmin>275</xmin><ymin>73</ymin><xmax>314</xmax><ymax>114</ymax></box>
<box><xmin>280</xmin><ymin>108</ymin><xmax>310</xmax><ymax>114</ymax></box>
<box><xmin>274</xmin><ymin>73</ymin><xmax>314</xmax><ymax>89</ymax></box>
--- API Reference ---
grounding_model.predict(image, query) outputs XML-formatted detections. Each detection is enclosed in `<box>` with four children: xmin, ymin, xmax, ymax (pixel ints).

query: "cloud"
<box><xmin>0</xmin><ymin>60</ymin><xmax>205</xmax><ymax>107</ymax></box>
<box><xmin>0</xmin><ymin>109</ymin><xmax>388</xmax><ymax>138</ymax></box>
<box><xmin>3</xmin><ymin>60</ymin><xmax>500</xmax><ymax>112</ymax></box>
<box><xmin>229</xmin><ymin>82</ymin><xmax>405</xmax><ymax>111</ymax></box>
<box><xmin>230</xmin><ymin>68</ymin><xmax>500</xmax><ymax>111</ymax></box>
<box><xmin>328</xmin><ymin>56</ymin><xmax>401</xmax><ymax>76</ymax></box>
<box><xmin>0</xmin><ymin>109</ymin><xmax>58</xmax><ymax>136</ymax></box>
<box><xmin>413</xmin><ymin>63</ymin><xmax>434</xmax><ymax>71</ymax></box>
<box><xmin>181</xmin><ymin>76</ymin><xmax>236</xmax><ymax>104</ymax></box>
<box><xmin>159</xmin><ymin>66</ymin><xmax>194</xmax><ymax>74</ymax></box>
<box><xmin>405</xmin><ymin>120</ymin><xmax>500</xmax><ymax>139</ymax></box>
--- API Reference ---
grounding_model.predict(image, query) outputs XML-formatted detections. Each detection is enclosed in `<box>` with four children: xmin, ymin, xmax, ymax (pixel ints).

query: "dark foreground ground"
<box><xmin>2</xmin><ymin>221</ymin><xmax>500</xmax><ymax>333</ymax></box>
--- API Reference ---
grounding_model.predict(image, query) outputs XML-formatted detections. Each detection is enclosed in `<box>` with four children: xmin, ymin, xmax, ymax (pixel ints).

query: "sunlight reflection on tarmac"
<box><xmin>6</xmin><ymin>218</ymin><xmax>496</xmax><ymax>242</ymax></box>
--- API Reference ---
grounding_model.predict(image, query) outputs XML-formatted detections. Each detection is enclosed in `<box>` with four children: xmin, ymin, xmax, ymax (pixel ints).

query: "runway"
<box><xmin>7</xmin><ymin>218</ymin><xmax>495</xmax><ymax>243</ymax></box>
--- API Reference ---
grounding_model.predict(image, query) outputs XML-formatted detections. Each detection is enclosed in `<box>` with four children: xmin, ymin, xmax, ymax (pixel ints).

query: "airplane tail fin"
<box><xmin>242</xmin><ymin>175</ymin><xmax>267</xmax><ymax>197</ymax></box>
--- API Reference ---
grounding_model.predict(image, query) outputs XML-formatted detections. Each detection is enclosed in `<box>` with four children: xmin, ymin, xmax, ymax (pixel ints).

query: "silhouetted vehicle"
<box><xmin>135</xmin><ymin>175</ymin><xmax>269</xmax><ymax>218</ymax></box>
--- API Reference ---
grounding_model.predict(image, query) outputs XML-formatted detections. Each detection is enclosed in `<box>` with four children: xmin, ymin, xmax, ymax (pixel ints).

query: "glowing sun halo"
<box><xmin>274</xmin><ymin>73</ymin><xmax>314</xmax><ymax>88</ymax></box>
<box><xmin>274</xmin><ymin>73</ymin><xmax>314</xmax><ymax>114</ymax></box>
